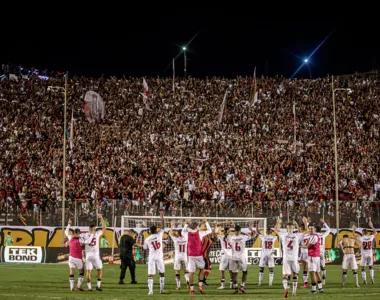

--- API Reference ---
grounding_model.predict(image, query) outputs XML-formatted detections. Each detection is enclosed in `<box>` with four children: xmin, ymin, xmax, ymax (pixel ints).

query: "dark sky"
<box><xmin>2</xmin><ymin>9</ymin><xmax>378</xmax><ymax>78</ymax></box>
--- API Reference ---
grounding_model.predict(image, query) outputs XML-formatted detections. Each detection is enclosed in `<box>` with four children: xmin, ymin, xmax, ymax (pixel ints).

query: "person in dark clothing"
<box><xmin>119</xmin><ymin>231</ymin><xmax>140</xmax><ymax>284</ymax></box>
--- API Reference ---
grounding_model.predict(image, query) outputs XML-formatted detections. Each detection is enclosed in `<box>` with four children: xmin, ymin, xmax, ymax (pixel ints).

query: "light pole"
<box><xmin>183</xmin><ymin>46</ymin><xmax>187</xmax><ymax>78</ymax></box>
<box><xmin>332</xmin><ymin>75</ymin><xmax>352</xmax><ymax>244</ymax></box>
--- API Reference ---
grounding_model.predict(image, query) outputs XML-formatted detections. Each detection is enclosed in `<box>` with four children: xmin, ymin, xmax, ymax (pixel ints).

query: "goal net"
<box><xmin>120</xmin><ymin>216</ymin><xmax>267</xmax><ymax>265</ymax></box>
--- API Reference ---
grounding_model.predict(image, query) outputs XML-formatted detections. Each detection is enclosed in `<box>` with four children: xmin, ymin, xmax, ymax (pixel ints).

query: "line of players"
<box><xmin>64</xmin><ymin>213</ymin><xmax>377</xmax><ymax>295</ymax></box>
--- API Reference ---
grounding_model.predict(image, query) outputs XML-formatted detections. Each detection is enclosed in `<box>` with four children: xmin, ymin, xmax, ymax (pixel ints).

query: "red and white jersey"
<box><xmin>226</xmin><ymin>234</ymin><xmax>251</xmax><ymax>261</ymax></box>
<box><xmin>143</xmin><ymin>230</ymin><xmax>164</xmax><ymax>260</ymax></box>
<box><xmin>357</xmin><ymin>235</ymin><xmax>375</xmax><ymax>256</ymax></box>
<box><xmin>317</xmin><ymin>223</ymin><xmax>331</xmax><ymax>252</ymax></box>
<box><xmin>259</xmin><ymin>234</ymin><xmax>277</xmax><ymax>255</ymax></box>
<box><xmin>300</xmin><ymin>233</ymin><xmax>310</xmax><ymax>255</ymax></box>
<box><xmin>82</xmin><ymin>230</ymin><xmax>103</xmax><ymax>257</ymax></box>
<box><xmin>279</xmin><ymin>232</ymin><xmax>303</xmax><ymax>262</ymax></box>
<box><xmin>217</xmin><ymin>234</ymin><xmax>233</xmax><ymax>258</ymax></box>
<box><xmin>170</xmin><ymin>234</ymin><xmax>188</xmax><ymax>257</ymax></box>
<box><xmin>65</xmin><ymin>225</ymin><xmax>83</xmax><ymax>259</ymax></box>
<box><xmin>307</xmin><ymin>234</ymin><xmax>320</xmax><ymax>257</ymax></box>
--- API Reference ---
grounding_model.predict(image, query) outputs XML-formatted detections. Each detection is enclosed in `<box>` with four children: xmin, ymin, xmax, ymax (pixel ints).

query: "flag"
<box><xmin>218</xmin><ymin>90</ymin><xmax>228</xmax><ymax>124</ymax></box>
<box><xmin>70</xmin><ymin>110</ymin><xmax>74</xmax><ymax>150</ymax></box>
<box><xmin>172</xmin><ymin>58</ymin><xmax>175</xmax><ymax>93</ymax></box>
<box><xmin>143</xmin><ymin>78</ymin><xmax>150</xmax><ymax>98</ymax></box>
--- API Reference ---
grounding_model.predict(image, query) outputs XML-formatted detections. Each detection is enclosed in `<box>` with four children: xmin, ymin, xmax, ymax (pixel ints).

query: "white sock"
<box><xmin>221</xmin><ymin>279</ymin><xmax>225</xmax><ymax>288</ymax></box>
<box><xmin>241</xmin><ymin>282</ymin><xmax>245</xmax><ymax>288</ymax></box>
<box><xmin>362</xmin><ymin>271</ymin><xmax>367</xmax><ymax>282</ymax></box>
<box><xmin>354</xmin><ymin>273</ymin><xmax>359</xmax><ymax>285</ymax></box>
<box><xmin>322</xmin><ymin>270</ymin><xmax>326</xmax><ymax>279</ymax></box>
<box><xmin>160</xmin><ymin>277</ymin><xmax>165</xmax><ymax>291</ymax></box>
<box><xmin>69</xmin><ymin>276</ymin><xmax>74</xmax><ymax>290</ymax></box>
<box><xmin>312</xmin><ymin>283</ymin><xmax>316</xmax><ymax>292</ymax></box>
<box><xmin>175</xmin><ymin>276</ymin><xmax>180</xmax><ymax>288</ymax></box>
<box><xmin>148</xmin><ymin>278</ymin><xmax>153</xmax><ymax>293</ymax></box>
<box><xmin>370</xmin><ymin>269</ymin><xmax>374</xmax><ymax>280</ymax></box>
<box><xmin>318</xmin><ymin>282</ymin><xmax>323</xmax><ymax>290</ymax></box>
<box><xmin>292</xmin><ymin>278</ymin><xmax>297</xmax><ymax>294</ymax></box>
<box><xmin>303</xmin><ymin>272</ymin><xmax>308</xmax><ymax>284</ymax></box>
<box><xmin>185</xmin><ymin>273</ymin><xmax>190</xmax><ymax>283</ymax></box>
<box><xmin>87</xmin><ymin>282</ymin><xmax>92</xmax><ymax>290</ymax></box>
<box><xmin>97</xmin><ymin>279</ymin><xmax>101</xmax><ymax>288</ymax></box>
<box><xmin>77</xmin><ymin>275</ymin><xmax>83</xmax><ymax>287</ymax></box>
<box><xmin>282</xmin><ymin>278</ymin><xmax>288</xmax><ymax>290</ymax></box>
<box><xmin>230</xmin><ymin>280</ymin><xmax>233</xmax><ymax>288</ymax></box>
<box><xmin>199</xmin><ymin>281</ymin><xmax>203</xmax><ymax>287</ymax></box>
<box><xmin>342</xmin><ymin>273</ymin><xmax>347</xmax><ymax>285</ymax></box>
<box><xmin>259</xmin><ymin>272</ymin><xmax>264</xmax><ymax>284</ymax></box>
<box><xmin>269</xmin><ymin>272</ymin><xmax>274</xmax><ymax>284</ymax></box>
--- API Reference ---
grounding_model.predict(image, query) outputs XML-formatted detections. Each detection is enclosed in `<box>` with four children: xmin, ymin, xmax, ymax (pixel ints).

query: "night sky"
<box><xmin>1</xmin><ymin>9</ymin><xmax>378</xmax><ymax>78</ymax></box>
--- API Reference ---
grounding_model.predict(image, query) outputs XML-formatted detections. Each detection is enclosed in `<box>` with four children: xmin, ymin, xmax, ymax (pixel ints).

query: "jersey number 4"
<box><xmin>152</xmin><ymin>241</ymin><xmax>161</xmax><ymax>250</ymax></box>
<box><xmin>363</xmin><ymin>241</ymin><xmax>372</xmax><ymax>250</ymax></box>
<box><xmin>89</xmin><ymin>238</ymin><xmax>96</xmax><ymax>247</ymax></box>
<box><xmin>287</xmin><ymin>240</ymin><xmax>293</xmax><ymax>250</ymax></box>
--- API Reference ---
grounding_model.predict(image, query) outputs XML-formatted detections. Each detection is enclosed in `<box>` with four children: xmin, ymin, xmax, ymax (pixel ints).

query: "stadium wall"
<box><xmin>0</xmin><ymin>226</ymin><xmax>379</xmax><ymax>249</ymax></box>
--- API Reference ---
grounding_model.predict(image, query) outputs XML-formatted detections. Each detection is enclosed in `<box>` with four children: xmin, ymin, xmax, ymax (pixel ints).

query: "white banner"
<box><xmin>3</xmin><ymin>246</ymin><xmax>44</xmax><ymax>263</ymax></box>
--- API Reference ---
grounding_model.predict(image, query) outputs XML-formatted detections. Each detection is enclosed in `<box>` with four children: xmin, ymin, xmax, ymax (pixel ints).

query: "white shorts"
<box><xmin>300</xmin><ymin>250</ymin><xmax>309</xmax><ymax>262</ymax></box>
<box><xmin>148</xmin><ymin>258</ymin><xmax>165</xmax><ymax>275</ymax></box>
<box><xmin>174</xmin><ymin>255</ymin><xmax>188</xmax><ymax>271</ymax></box>
<box><xmin>259</xmin><ymin>254</ymin><xmax>275</xmax><ymax>268</ymax></box>
<box><xmin>320</xmin><ymin>252</ymin><xmax>326</xmax><ymax>268</ymax></box>
<box><xmin>188</xmin><ymin>256</ymin><xmax>205</xmax><ymax>273</ymax></box>
<box><xmin>360</xmin><ymin>254</ymin><xmax>373</xmax><ymax>267</ymax></box>
<box><xmin>219</xmin><ymin>254</ymin><xmax>231</xmax><ymax>271</ymax></box>
<box><xmin>230</xmin><ymin>258</ymin><xmax>248</xmax><ymax>273</ymax></box>
<box><xmin>308</xmin><ymin>256</ymin><xmax>321</xmax><ymax>272</ymax></box>
<box><xmin>342</xmin><ymin>254</ymin><xmax>358</xmax><ymax>270</ymax></box>
<box><xmin>86</xmin><ymin>255</ymin><xmax>103</xmax><ymax>270</ymax></box>
<box><xmin>282</xmin><ymin>260</ymin><xmax>299</xmax><ymax>275</ymax></box>
<box><xmin>69</xmin><ymin>257</ymin><xmax>83</xmax><ymax>269</ymax></box>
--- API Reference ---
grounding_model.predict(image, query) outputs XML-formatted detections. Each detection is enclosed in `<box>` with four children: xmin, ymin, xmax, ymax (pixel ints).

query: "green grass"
<box><xmin>0</xmin><ymin>264</ymin><xmax>379</xmax><ymax>299</ymax></box>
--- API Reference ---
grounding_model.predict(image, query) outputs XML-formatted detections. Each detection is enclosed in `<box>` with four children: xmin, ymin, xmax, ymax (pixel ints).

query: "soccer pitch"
<box><xmin>0</xmin><ymin>264</ymin><xmax>379</xmax><ymax>299</ymax></box>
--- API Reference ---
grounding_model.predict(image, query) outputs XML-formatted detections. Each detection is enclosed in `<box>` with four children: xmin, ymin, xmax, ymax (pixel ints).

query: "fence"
<box><xmin>1</xmin><ymin>199</ymin><xmax>379</xmax><ymax>228</ymax></box>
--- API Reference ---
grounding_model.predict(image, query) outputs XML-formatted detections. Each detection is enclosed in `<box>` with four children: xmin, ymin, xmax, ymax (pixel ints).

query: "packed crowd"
<box><xmin>1</xmin><ymin>72</ymin><xmax>380</xmax><ymax>227</ymax></box>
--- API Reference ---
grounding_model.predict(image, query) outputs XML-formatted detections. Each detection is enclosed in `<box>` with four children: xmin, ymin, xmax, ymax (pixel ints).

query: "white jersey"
<box><xmin>170</xmin><ymin>234</ymin><xmax>188</xmax><ymax>257</ymax></box>
<box><xmin>217</xmin><ymin>234</ymin><xmax>233</xmax><ymax>257</ymax></box>
<box><xmin>317</xmin><ymin>223</ymin><xmax>331</xmax><ymax>252</ymax></box>
<box><xmin>83</xmin><ymin>230</ymin><xmax>103</xmax><ymax>257</ymax></box>
<box><xmin>300</xmin><ymin>233</ymin><xmax>309</xmax><ymax>254</ymax></box>
<box><xmin>279</xmin><ymin>232</ymin><xmax>303</xmax><ymax>262</ymax></box>
<box><xmin>259</xmin><ymin>234</ymin><xmax>277</xmax><ymax>255</ymax></box>
<box><xmin>226</xmin><ymin>234</ymin><xmax>251</xmax><ymax>261</ymax></box>
<box><xmin>143</xmin><ymin>230</ymin><xmax>164</xmax><ymax>260</ymax></box>
<box><xmin>357</xmin><ymin>235</ymin><xmax>375</xmax><ymax>256</ymax></box>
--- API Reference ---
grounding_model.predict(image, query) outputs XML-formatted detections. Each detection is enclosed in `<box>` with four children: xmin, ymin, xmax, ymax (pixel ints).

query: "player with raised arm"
<box><xmin>82</xmin><ymin>214</ymin><xmax>107</xmax><ymax>292</ymax></box>
<box><xmin>226</xmin><ymin>223</ymin><xmax>256</xmax><ymax>294</ymax></box>
<box><xmin>338</xmin><ymin>225</ymin><xmax>362</xmax><ymax>288</ymax></box>
<box><xmin>315</xmin><ymin>219</ymin><xmax>331</xmax><ymax>285</ymax></box>
<box><xmin>143</xmin><ymin>211</ymin><xmax>166</xmax><ymax>295</ymax></box>
<box><xmin>356</xmin><ymin>222</ymin><xmax>377</xmax><ymax>284</ymax></box>
<box><xmin>299</xmin><ymin>223</ymin><xmax>309</xmax><ymax>289</ymax></box>
<box><xmin>301</xmin><ymin>220</ymin><xmax>323</xmax><ymax>294</ymax></box>
<box><xmin>169</xmin><ymin>220</ymin><xmax>190</xmax><ymax>290</ymax></box>
<box><xmin>258</xmin><ymin>221</ymin><xmax>277</xmax><ymax>286</ymax></box>
<box><xmin>274</xmin><ymin>219</ymin><xmax>304</xmax><ymax>298</ymax></box>
<box><xmin>64</xmin><ymin>219</ymin><xmax>88</xmax><ymax>292</ymax></box>
<box><xmin>215</xmin><ymin>223</ymin><xmax>233</xmax><ymax>290</ymax></box>
<box><xmin>182</xmin><ymin>217</ymin><xmax>212</xmax><ymax>295</ymax></box>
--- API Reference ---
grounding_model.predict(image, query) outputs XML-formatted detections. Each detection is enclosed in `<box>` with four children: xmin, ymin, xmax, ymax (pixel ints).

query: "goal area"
<box><xmin>120</xmin><ymin>216</ymin><xmax>267</xmax><ymax>265</ymax></box>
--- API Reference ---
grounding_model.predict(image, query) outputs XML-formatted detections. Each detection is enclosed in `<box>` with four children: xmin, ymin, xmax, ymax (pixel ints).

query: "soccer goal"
<box><xmin>120</xmin><ymin>216</ymin><xmax>267</xmax><ymax>264</ymax></box>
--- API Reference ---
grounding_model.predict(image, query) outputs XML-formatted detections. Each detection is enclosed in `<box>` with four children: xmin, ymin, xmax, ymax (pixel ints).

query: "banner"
<box><xmin>1</xmin><ymin>246</ymin><xmax>46</xmax><ymax>263</ymax></box>
<box><xmin>1</xmin><ymin>226</ymin><xmax>379</xmax><ymax>250</ymax></box>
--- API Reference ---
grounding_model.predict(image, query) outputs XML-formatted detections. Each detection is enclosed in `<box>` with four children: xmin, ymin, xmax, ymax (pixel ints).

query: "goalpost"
<box><xmin>119</xmin><ymin>216</ymin><xmax>267</xmax><ymax>265</ymax></box>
